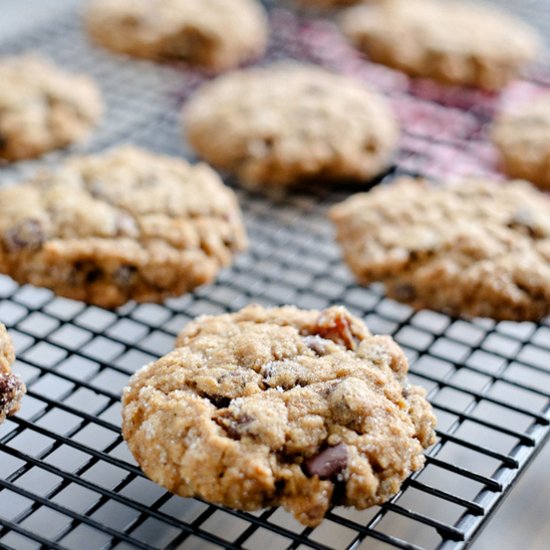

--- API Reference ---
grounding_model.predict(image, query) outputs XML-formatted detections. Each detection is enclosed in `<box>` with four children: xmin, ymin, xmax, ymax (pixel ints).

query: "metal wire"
<box><xmin>0</xmin><ymin>3</ymin><xmax>549</xmax><ymax>550</ymax></box>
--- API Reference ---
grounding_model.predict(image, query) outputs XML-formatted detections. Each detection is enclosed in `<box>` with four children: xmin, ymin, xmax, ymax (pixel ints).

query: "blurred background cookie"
<box><xmin>330</xmin><ymin>177</ymin><xmax>550</xmax><ymax>321</ymax></box>
<box><xmin>293</xmin><ymin>0</ymin><xmax>366</xmax><ymax>9</ymax></box>
<box><xmin>492</xmin><ymin>96</ymin><xmax>550</xmax><ymax>190</ymax></box>
<box><xmin>0</xmin><ymin>54</ymin><xmax>102</xmax><ymax>161</ymax></box>
<box><xmin>183</xmin><ymin>62</ymin><xmax>399</xmax><ymax>188</ymax></box>
<box><xmin>85</xmin><ymin>0</ymin><xmax>268</xmax><ymax>70</ymax></box>
<box><xmin>0</xmin><ymin>146</ymin><xmax>247</xmax><ymax>308</ymax></box>
<box><xmin>340</xmin><ymin>0</ymin><xmax>540</xmax><ymax>91</ymax></box>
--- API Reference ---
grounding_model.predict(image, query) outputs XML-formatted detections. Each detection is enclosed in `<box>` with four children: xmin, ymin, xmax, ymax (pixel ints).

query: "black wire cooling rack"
<box><xmin>0</xmin><ymin>2</ymin><xmax>550</xmax><ymax>550</ymax></box>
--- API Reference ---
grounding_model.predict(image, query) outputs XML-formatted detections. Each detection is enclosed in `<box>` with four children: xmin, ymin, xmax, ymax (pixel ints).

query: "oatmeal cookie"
<box><xmin>122</xmin><ymin>305</ymin><xmax>436</xmax><ymax>526</ymax></box>
<box><xmin>0</xmin><ymin>324</ymin><xmax>25</xmax><ymax>425</ymax></box>
<box><xmin>330</xmin><ymin>177</ymin><xmax>550</xmax><ymax>321</ymax></box>
<box><xmin>492</xmin><ymin>96</ymin><xmax>550</xmax><ymax>190</ymax></box>
<box><xmin>340</xmin><ymin>0</ymin><xmax>540</xmax><ymax>91</ymax></box>
<box><xmin>86</xmin><ymin>0</ymin><xmax>268</xmax><ymax>70</ymax></box>
<box><xmin>0</xmin><ymin>146</ymin><xmax>247</xmax><ymax>308</ymax></box>
<box><xmin>294</xmin><ymin>0</ymin><xmax>366</xmax><ymax>9</ymax></box>
<box><xmin>0</xmin><ymin>55</ymin><xmax>102</xmax><ymax>161</ymax></box>
<box><xmin>183</xmin><ymin>63</ymin><xmax>399</xmax><ymax>187</ymax></box>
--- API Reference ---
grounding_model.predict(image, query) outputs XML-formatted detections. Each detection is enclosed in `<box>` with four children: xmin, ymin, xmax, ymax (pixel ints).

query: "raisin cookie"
<box><xmin>0</xmin><ymin>55</ymin><xmax>102</xmax><ymax>161</ymax></box>
<box><xmin>340</xmin><ymin>0</ymin><xmax>540</xmax><ymax>91</ymax></box>
<box><xmin>86</xmin><ymin>0</ymin><xmax>268</xmax><ymax>70</ymax></box>
<box><xmin>331</xmin><ymin>177</ymin><xmax>550</xmax><ymax>321</ymax></box>
<box><xmin>0</xmin><ymin>146</ymin><xmax>247</xmax><ymax>308</ymax></box>
<box><xmin>183</xmin><ymin>63</ymin><xmax>399</xmax><ymax>187</ymax></box>
<box><xmin>492</xmin><ymin>96</ymin><xmax>550</xmax><ymax>190</ymax></box>
<box><xmin>122</xmin><ymin>305</ymin><xmax>436</xmax><ymax>526</ymax></box>
<box><xmin>0</xmin><ymin>324</ymin><xmax>25</xmax><ymax>425</ymax></box>
<box><xmin>294</xmin><ymin>0</ymin><xmax>366</xmax><ymax>9</ymax></box>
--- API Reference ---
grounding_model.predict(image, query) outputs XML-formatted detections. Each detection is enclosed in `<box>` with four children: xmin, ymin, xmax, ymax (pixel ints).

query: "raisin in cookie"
<box><xmin>0</xmin><ymin>55</ymin><xmax>102</xmax><ymax>161</ymax></box>
<box><xmin>340</xmin><ymin>0</ymin><xmax>540</xmax><ymax>91</ymax></box>
<box><xmin>122</xmin><ymin>305</ymin><xmax>436</xmax><ymax>526</ymax></box>
<box><xmin>331</xmin><ymin>177</ymin><xmax>550</xmax><ymax>321</ymax></box>
<box><xmin>492</xmin><ymin>96</ymin><xmax>550</xmax><ymax>190</ymax></box>
<box><xmin>86</xmin><ymin>0</ymin><xmax>268</xmax><ymax>70</ymax></box>
<box><xmin>0</xmin><ymin>146</ymin><xmax>247</xmax><ymax>308</ymax></box>
<box><xmin>183</xmin><ymin>63</ymin><xmax>399</xmax><ymax>187</ymax></box>
<box><xmin>0</xmin><ymin>324</ymin><xmax>25</xmax><ymax>425</ymax></box>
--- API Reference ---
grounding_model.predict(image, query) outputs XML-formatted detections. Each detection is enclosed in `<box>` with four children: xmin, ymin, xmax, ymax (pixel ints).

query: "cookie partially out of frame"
<box><xmin>122</xmin><ymin>304</ymin><xmax>436</xmax><ymax>526</ymax></box>
<box><xmin>492</xmin><ymin>96</ymin><xmax>550</xmax><ymax>190</ymax></box>
<box><xmin>0</xmin><ymin>146</ymin><xmax>247</xmax><ymax>308</ymax></box>
<box><xmin>330</xmin><ymin>177</ymin><xmax>550</xmax><ymax>321</ymax></box>
<box><xmin>86</xmin><ymin>0</ymin><xmax>268</xmax><ymax>71</ymax></box>
<box><xmin>0</xmin><ymin>55</ymin><xmax>102</xmax><ymax>161</ymax></box>
<box><xmin>294</xmin><ymin>0</ymin><xmax>366</xmax><ymax>9</ymax></box>
<box><xmin>340</xmin><ymin>0</ymin><xmax>540</xmax><ymax>91</ymax></box>
<box><xmin>0</xmin><ymin>324</ymin><xmax>25</xmax><ymax>425</ymax></box>
<box><xmin>183</xmin><ymin>63</ymin><xmax>399</xmax><ymax>187</ymax></box>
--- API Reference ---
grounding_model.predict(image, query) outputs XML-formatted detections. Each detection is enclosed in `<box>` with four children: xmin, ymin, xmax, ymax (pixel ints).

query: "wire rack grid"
<box><xmin>0</xmin><ymin>3</ymin><xmax>549</xmax><ymax>550</ymax></box>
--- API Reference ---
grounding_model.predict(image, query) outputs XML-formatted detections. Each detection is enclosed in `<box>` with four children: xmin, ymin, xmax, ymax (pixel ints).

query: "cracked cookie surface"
<box><xmin>122</xmin><ymin>305</ymin><xmax>436</xmax><ymax>526</ymax></box>
<box><xmin>340</xmin><ymin>0</ymin><xmax>540</xmax><ymax>91</ymax></box>
<box><xmin>0</xmin><ymin>146</ymin><xmax>247</xmax><ymax>308</ymax></box>
<box><xmin>331</xmin><ymin>177</ymin><xmax>550</xmax><ymax>321</ymax></box>
<box><xmin>86</xmin><ymin>0</ymin><xmax>268</xmax><ymax>70</ymax></box>
<box><xmin>0</xmin><ymin>324</ymin><xmax>25</xmax><ymax>425</ymax></box>
<box><xmin>492</xmin><ymin>96</ymin><xmax>550</xmax><ymax>190</ymax></box>
<box><xmin>183</xmin><ymin>63</ymin><xmax>399</xmax><ymax>187</ymax></box>
<box><xmin>0</xmin><ymin>55</ymin><xmax>102</xmax><ymax>161</ymax></box>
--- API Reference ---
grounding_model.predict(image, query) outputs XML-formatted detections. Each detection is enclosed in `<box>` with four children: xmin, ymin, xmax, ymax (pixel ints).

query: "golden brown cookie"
<box><xmin>492</xmin><ymin>96</ymin><xmax>550</xmax><ymax>190</ymax></box>
<box><xmin>330</xmin><ymin>177</ymin><xmax>550</xmax><ymax>321</ymax></box>
<box><xmin>0</xmin><ymin>324</ymin><xmax>25</xmax><ymax>425</ymax></box>
<box><xmin>0</xmin><ymin>55</ymin><xmax>102</xmax><ymax>161</ymax></box>
<box><xmin>0</xmin><ymin>146</ymin><xmax>247</xmax><ymax>308</ymax></box>
<box><xmin>85</xmin><ymin>0</ymin><xmax>268</xmax><ymax>70</ymax></box>
<box><xmin>183</xmin><ymin>63</ymin><xmax>399</xmax><ymax>187</ymax></box>
<box><xmin>122</xmin><ymin>304</ymin><xmax>436</xmax><ymax>526</ymax></box>
<box><xmin>340</xmin><ymin>0</ymin><xmax>540</xmax><ymax>90</ymax></box>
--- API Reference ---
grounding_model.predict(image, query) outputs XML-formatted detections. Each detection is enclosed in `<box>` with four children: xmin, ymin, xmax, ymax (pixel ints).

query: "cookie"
<box><xmin>0</xmin><ymin>146</ymin><xmax>247</xmax><ymax>308</ymax></box>
<box><xmin>330</xmin><ymin>177</ymin><xmax>550</xmax><ymax>321</ymax></box>
<box><xmin>0</xmin><ymin>55</ymin><xmax>102</xmax><ymax>161</ymax></box>
<box><xmin>340</xmin><ymin>0</ymin><xmax>540</xmax><ymax>91</ymax></box>
<box><xmin>0</xmin><ymin>324</ymin><xmax>25</xmax><ymax>425</ymax></box>
<box><xmin>183</xmin><ymin>63</ymin><xmax>399</xmax><ymax>187</ymax></box>
<box><xmin>492</xmin><ymin>96</ymin><xmax>550</xmax><ymax>190</ymax></box>
<box><xmin>294</xmin><ymin>0</ymin><xmax>366</xmax><ymax>9</ymax></box>
<box><xmin>86</xmin><ymin>0</ymin><xmax>268</xmax><ymax>70</ymax></box>
<box><xmin>122</xmin><ymin>304</ymin><xmax>436</xmax><ymax>526</ymax></box>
